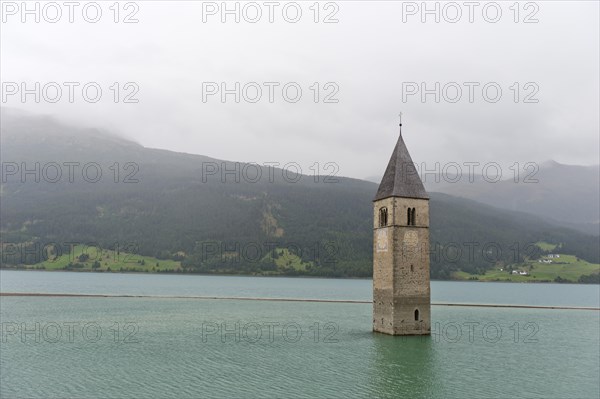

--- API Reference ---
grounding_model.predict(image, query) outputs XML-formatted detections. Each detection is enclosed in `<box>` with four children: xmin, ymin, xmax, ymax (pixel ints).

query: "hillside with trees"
<box><xmin>1</xmin><ymin>109</ymin><xmax>598</xmax><ymax>280</ymax></box>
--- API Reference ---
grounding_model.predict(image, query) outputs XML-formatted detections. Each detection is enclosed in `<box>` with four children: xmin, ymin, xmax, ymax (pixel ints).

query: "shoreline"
<box><xmin>1</xmin><ymin>292</ymin><xmax>598</xmax><ymax>310</ymax></box>
<box><xmin>1</xmin><ymin>268</ymin><xmax>597</xmax><ymax>285</ymax></box>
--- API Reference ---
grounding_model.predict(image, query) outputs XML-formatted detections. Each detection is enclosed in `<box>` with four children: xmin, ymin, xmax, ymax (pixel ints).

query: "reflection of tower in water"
<box><xmin>367</xmin><ymin>334</ymin><xmax>437</xmax><ymax>397</ymax></box>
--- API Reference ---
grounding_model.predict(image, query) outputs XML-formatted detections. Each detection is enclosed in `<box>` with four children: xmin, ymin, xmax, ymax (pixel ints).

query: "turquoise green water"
<box><xmin>1</xmin><ymin>272</ymin><xmax>599</xmax><ymax>398</ymax></box>
<box><xmin>2</xmin><ymin>270</ymin><xmax>599</xmax><ymax>307</ymax></box>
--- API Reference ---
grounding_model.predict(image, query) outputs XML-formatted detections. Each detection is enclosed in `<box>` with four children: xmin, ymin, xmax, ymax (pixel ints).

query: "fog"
<box><xmin>1</xmin><ymin>1</ymin><xmax>598</xmax><ymax>179</ymax></box>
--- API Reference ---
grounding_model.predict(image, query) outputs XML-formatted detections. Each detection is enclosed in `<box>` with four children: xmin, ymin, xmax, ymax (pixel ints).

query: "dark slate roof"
<box><xmin>374</xmin><ymin>128</ymin><xmax>429</xmax><ymax>201</ymax></box>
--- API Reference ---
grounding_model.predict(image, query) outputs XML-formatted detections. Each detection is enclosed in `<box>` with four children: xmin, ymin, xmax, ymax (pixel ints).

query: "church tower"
<box><xmin>373</xmin><ymin>120</ymin><xmax>430</xmax><ymax>336</ymax></box>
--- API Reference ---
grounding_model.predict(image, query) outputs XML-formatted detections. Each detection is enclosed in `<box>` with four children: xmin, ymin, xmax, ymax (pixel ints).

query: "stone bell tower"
<box><xmin>372</xmin><ymin>119</ymin><xmax>430</xmax><ymax>335</ymax></box>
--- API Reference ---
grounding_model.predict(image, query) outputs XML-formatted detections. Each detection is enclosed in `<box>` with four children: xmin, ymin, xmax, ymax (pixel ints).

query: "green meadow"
<box><xmin>10</xmin><ymin>245</ymin><xmax>313</xmax><ymax>275</ymax></box>
<box><xmin>8</xmin><ymin>242</ymin><xmax>599</xmax><ymax>283</ymax></box>
<box><xmin>31</xmin><ymin>245</ymin><xmax>181</xmax><ymax>273</ymax></box>
<box><xmin>271</xmin><ymin>248</ymin><xmax>310</xmax><ymax>272</ymax></box>
<box><xmin>453</xmin><ymin>252</ymin><xmax>600</xmax><ymax>283</ymax></box>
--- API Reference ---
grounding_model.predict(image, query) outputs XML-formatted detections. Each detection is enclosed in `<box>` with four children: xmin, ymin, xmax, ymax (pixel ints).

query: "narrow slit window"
<box><xmin>414</xmin><ymin>309</ymin><xmax>419</xmax><ymax>321</ymax></box>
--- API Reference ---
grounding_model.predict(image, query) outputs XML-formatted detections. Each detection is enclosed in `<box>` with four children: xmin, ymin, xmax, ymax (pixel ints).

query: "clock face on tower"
<box><xmin>403</xmin><ymin>231</ymin><xmax>418</xmax><ymax>247</ymax></box>
<box><xmin>402</xmin><ymin>231</ymin><xmax>419</xmax><ymax>261</ymax></box>
<box><xmin>376</xmin><ymin>229</ymin><xmax>388</xmax><ymax>252</ymax></box>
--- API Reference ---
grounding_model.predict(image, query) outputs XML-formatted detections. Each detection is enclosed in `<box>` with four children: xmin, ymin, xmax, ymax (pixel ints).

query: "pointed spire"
<box><xmin>374</xmin><ymin>121</ymin><xmax>428</xmax><ymax>201</ymax></box>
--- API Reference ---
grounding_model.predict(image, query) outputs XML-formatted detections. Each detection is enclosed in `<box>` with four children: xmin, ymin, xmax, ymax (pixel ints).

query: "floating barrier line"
<box><xmin>1</xmin><ymin>292</ymin><xmax>599</xmax><ymax>310</ymax></box>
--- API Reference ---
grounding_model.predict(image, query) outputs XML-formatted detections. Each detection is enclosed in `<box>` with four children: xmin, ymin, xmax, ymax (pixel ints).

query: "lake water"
<box><xmin>1</xmin><ymin>271</ymin><xmax>599</xmax><ymax>398</ymax></box>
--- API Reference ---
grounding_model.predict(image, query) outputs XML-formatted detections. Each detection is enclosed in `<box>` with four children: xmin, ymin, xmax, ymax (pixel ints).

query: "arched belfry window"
<box><xmin>414</xmin><ymin>309</ymin><xmax>419</xmax><ymax>321</ymax></box>
<box><xmin>379</xmin><ymin>207</ymin><xmax>388</xmax><ymax>227</ymax></box>
<box><xmin>407</xmin><ymin>207</ymin><xmax>416</xmax><ymax>226</ymax></box>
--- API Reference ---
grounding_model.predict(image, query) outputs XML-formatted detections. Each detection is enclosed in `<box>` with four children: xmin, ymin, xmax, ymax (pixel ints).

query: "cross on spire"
<box><xmin>398</xmin><ymin>112</ymin><xmax>403</xmax><ymax>127</ymax></box>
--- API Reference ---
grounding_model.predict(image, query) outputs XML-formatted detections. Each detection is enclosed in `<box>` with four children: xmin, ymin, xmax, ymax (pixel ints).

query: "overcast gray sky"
<box><xmin>1</xmin><ymin>1</ymin><xmax>598</xmax><ymax>180</ymax></box>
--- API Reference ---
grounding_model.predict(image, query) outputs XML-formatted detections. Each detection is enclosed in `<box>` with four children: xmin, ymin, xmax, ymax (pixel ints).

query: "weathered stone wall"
<box><xmin>373</xmin><ymin>197</ymin><xmax>431</xmax><ymax>335</ymax></box>
<box><xmin>392</xmin><ymin>197</ymin><xmax>430</xmax><ymax>227</ymax></box>
<box><xmin>373</xmin><ymin>198</ymin><xmax>395</xmax><ymax>334</ymax></box>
